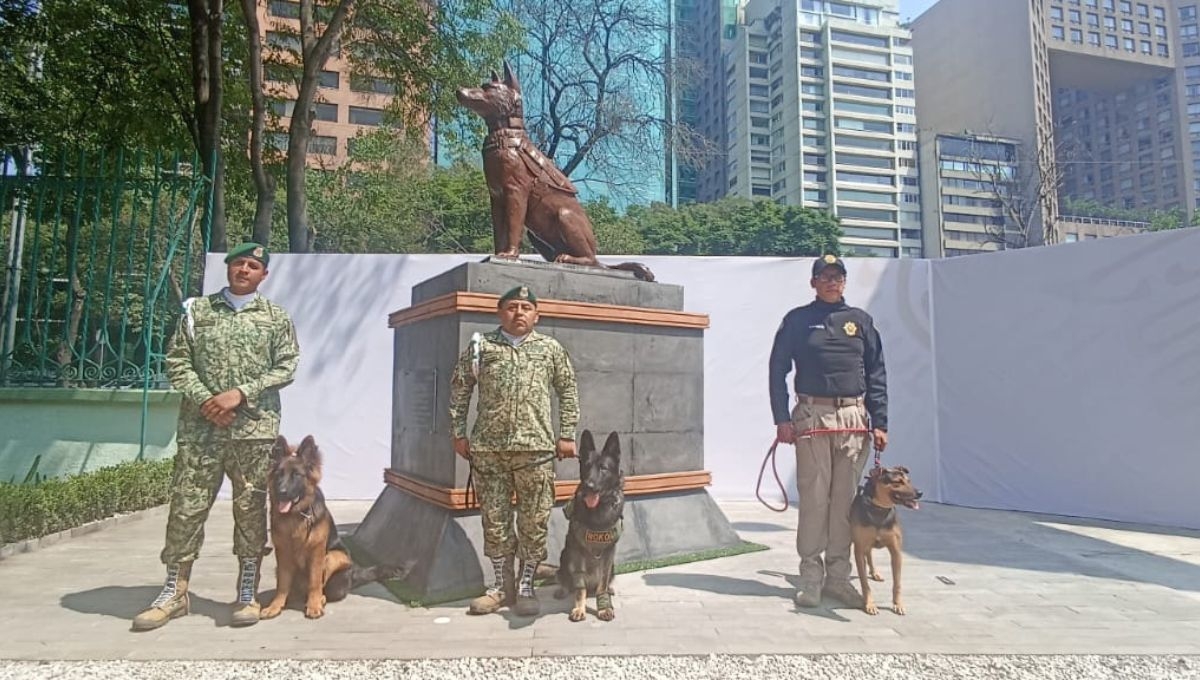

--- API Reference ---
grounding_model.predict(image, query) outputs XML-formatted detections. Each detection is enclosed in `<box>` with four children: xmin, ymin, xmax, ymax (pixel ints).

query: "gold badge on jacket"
<box><xmin>843</xmin><ymin>321</ymin><xmax>858</xmax><ymax>336</ymax></box>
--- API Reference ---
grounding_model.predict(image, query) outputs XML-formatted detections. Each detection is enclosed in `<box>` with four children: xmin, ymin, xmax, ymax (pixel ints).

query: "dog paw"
<box><xmin>305</xmin><ymin>599</ymin><xmax>325</xmax><ymax>619</ymax></box>
<box><xmin>598</xmin><ymin>608</ymin><xmax>615</xmax><ymax>622</ymax></box>
<box><xmin>260</xmin><ymin>603</ymin><xmax>284</xmax><ymax>619</ymax></box>
<box><xmin>893</xmin><ymin>603</ymin><xmax>906</xmax><ymax>616</ymax></box>
<box><xmin>869</xmin><ymin>573</ymin><xmax>884</xmax><ymax>582</ymax></box>
<box><xmin>864</xmin><ymin>602</ymin><xmax>878</xmax><ymax>616</ymax></box>
<box><xmin>569</xmin><ymin>607</ymin><xmax>587</xmax><ymax>622</ymax></box>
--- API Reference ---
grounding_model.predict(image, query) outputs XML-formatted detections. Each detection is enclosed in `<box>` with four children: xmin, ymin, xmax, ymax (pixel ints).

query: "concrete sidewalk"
<box><xmin>2</xmin><ymin>500</ymin><xmax>1200</xmax><ymax>660</ymax></box>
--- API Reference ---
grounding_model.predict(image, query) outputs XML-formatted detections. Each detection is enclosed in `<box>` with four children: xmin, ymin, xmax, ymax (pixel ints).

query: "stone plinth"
<box><xmin>352</xmin><ymin>258</ymin><xmax>742</xmax><ymax>603</ymax></box>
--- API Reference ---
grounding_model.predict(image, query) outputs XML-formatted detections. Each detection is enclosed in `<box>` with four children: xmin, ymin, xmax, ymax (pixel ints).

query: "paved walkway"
<box><xmin>2</xmin><ymin>500</ymin><xmax>1200</xmax><ymax>660</ymax></box>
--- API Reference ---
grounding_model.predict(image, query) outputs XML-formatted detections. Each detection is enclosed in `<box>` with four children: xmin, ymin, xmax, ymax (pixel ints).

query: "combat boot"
<box><xmin>512</xmin><ymin>559</ymin><xmax>541</xmax><ymax>617</ymax></box>
<box><xmin>132</xmin><ymin>562</ymin><xmax>192</xmax><ymax>631</ymax></box>
<box><xmin>230</xmin><ymin>556</ymin><xmax>263</xmax><ymax>627</ymax></box>
<box><xmin>468</xmin><ymin>555</ymin><xmax>515</xmax><ymax>615</ymax></box>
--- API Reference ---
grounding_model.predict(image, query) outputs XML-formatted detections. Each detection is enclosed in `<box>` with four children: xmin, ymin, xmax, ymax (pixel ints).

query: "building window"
<box><xmin>1159</xmin><ymin>42</ymin><xmax>1170</xmax><ymax>56</ymax></box>
<box><xmin>1141</xmin><ymin>39</ymin><xmax>1153</xmax><ymax>52</ymax></box>
<box><xmin>1070</xmin><ymin>9</ymin><xmax>1082</xmax><ymax>22</ymax></box>
<box><xmin>307</xmin><ymin>135</ymin><xmax>338</xmax><ymax>155</ymax></box>
<box><xmin>1051</xmin><ymin>6</ymin><xmax>1064</xmax><ymax>20</ymax></box>
<box><xmin>1087</xmin><ymin>12</ymin><xmax>1100</xmax><ymax>25</ymax></box>
<box><xmin>313</xmin><ymin>102</ymin><xmax>338</xmax><ymax>122</ymax></box>
<box><xmin>1089</xmin><ymin>31</ymin><xmax>1102</xmax><ymax>44</ymax></box>
<box><xmin>1071</xmin><ymin>28</ymin><xmax>1084</xmax><ymax>42</ymax></box>
<box><xmin>349</xmin><ymin>106</ymin><xmax>385</xmax><ymax>126</ymax></box>
<box><xmin>319</xmin><ymin>71</ymin><xmax>340</xmax><ymax>89</ymax></box>
<box><xmin>1052</xmin><ymin>25</ymin><xmax>1065</xmax><ymax>39</ymax></box>
<box><xmin>1137</xmin><ymin>3</ymin><xmax>1149</xmax><ymax>16</ymax></box>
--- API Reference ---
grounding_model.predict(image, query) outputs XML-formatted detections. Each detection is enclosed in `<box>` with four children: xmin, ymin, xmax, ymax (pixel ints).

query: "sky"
<box><xmin>899</xmin><ymin>0</ymin><xmax>940</xmax><ymax>22</ymax></box>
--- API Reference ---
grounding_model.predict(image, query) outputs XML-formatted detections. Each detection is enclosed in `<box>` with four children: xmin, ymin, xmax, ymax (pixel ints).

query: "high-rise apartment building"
<box><xmin>720</xmin><ymin>0</ymin><xmax>921</xmax><ymax>258</ymax></box>
<box><xmin>912</xmin><ymin>0</ymin><xmax>1187</xmax><ymax>255</ymax></box>
<box><xmin>260</xmin><ymin>0</ymin><xmax>399</xmax><ymax>165</ymax></box>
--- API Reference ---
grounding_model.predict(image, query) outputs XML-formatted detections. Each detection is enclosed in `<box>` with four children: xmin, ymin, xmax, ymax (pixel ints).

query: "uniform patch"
<box><xmin>843</xmin><ymin>321</ymin><xmax>858</xmax><ymax>336</ymax></box>
<box><xmin>824</xmin><ymin>254</ymin><xmax>837</xmax><ymax>264</ymax></box>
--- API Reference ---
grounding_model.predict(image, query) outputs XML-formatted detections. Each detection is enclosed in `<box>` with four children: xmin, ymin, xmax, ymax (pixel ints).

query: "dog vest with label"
<box><xmin>563</xmin><ymin>498</ymin><xmax>623</xmax><ymax>557</ymax></box>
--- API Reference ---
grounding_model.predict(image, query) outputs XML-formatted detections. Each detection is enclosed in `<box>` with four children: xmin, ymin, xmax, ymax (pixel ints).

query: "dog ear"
<box><xmin>503</xmin><ymin>60</ymin><xmax>520</xmax><ymax>92</ymax></box>
<box><xmin>602</xmin><ymin>431</ymin><xmax>621</xmax><ymax>462</ymax></box>
<box><xmin>297</xmin><ymin>434</ymin><xmax>322</xmax><ymax>469</ymax></box>
<box><xmin>578</xmin><ymin>430</ymin><xmax>595</xmax><ymax>468</ymax></box>
<box><xmin>271</xmin><ymin>435</ymin><xmax>290</xmax><ymax>461</ymax></box>
<box><xmin>896</xmin><ymin>466</ymin><xmax>910</xmax><ymax>475</ymax></box>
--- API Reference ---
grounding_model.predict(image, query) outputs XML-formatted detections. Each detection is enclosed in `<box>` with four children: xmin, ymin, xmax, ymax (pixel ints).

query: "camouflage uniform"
<box><xmin>448</xmin><ymin>328</ymin><xmax>579</xmax><ymax>563</ymax></box>
<box><xmin>161</xmin><ymin>291</ymin><xmax>299</xmax><ymax>564</ymax></box>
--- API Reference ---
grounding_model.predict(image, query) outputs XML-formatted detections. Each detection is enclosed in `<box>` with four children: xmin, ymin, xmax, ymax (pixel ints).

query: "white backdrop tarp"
<box><xmin>204</xmin><ymin>254</ymin><xmax>938</xmax><ymax>505</ymax></box>
<box><xmin>931</xmin><ymin>227</ymin><xmax>1200</xmax><ymax>529</ymax></box>
<box><xmin>202</xmin><ymin>227</ymin><xmax>1200</xmax><ymax>530</ymax></box>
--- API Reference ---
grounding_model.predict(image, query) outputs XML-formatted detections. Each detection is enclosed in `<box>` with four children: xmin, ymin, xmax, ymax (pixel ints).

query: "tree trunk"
<box><xmin>241</xmin><ymin>0</ymin><xmax>276</xmax><ymax>246</ymax></box>
<box><xmin>189</xmin><ymin>0</ymin><xmax>226</xmax><ymax>251</ymax></box>
<box><xmin>285</xmin><ymin>0</ymin><xmax>356</xmax><ymax>253</ymax></box>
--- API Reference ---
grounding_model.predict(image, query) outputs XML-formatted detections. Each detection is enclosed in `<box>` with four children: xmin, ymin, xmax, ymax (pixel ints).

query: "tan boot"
<box><xmin>230</xmin><ymin>556</ymin><xmax>262</xmax><ymax>627</ymax></box>
<box><xmin>468</xmin><ymin>555</ymin><xmax>515</xmax><ymax>615</ymax></box>
<box><xmin>132</xmin><ymin>562</ymin><xmax>192</xmax><ymax>631</ymax></box>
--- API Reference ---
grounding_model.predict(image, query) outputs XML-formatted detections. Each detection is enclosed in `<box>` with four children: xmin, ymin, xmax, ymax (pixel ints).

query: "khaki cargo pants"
<box><xmin>792</xmin><ymin>394</ymin><xmax>871</xmax><ymax>590</ymax></box>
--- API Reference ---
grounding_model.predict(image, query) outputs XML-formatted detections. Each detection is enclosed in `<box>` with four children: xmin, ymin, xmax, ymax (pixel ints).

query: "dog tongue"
<box><xmin>910</xmin><ymin>500</ymin><xmax>920</xmax><ymax>510</ymax></box>
<box><xmin>278</xmin><ymin>500</ymin><xmax>293</xmax><ymax>514</ymax></box>
<box><xmin>584</xmin><ymin>493</ymin><xmax>600</xmax><ymax>509</ymax></box>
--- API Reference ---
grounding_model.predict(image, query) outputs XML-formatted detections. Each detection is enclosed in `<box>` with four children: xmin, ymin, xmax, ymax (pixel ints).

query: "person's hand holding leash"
<box><xmin>872</xmin><ymin>428</ymin><xmax>887</xmax><ymax>452</ymax></box>
<box><xmin>556</xmin><ymin>438</ymin><xmax>576</xmax><ymax>459</ymax></box>
<box><xmin>453</xmin><ymin>437</ymin><xmax>471</xmax><ymax>459</ymax></box>
<box><xmin>776</xmin><ymin>422</ymin><xmax>796</xmax><ymax>445</ymax></box>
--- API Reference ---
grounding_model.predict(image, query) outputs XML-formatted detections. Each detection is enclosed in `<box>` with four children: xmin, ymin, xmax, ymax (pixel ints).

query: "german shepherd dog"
<box><xmin>554</xmin><ymin>430</ymin><xmax>625</xmax><ymax>622</ymax></box>
<box><xmin>454</xmin><ymin>62</ymin><xmax>655</xmax><ymax>282</ymax></box>
<box><xmin>261</xmin><ymin>435</ymin><xmax>409</xmax><ymax>620</ymax></box>
<box><xmin>850</xmin><ymin>465</ymin><xmax>922</xmax><ymax>616</ymax></box>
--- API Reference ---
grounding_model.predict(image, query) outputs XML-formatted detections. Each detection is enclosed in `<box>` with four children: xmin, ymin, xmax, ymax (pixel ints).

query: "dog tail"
<box><xmin>326</xmin><ymin>560</ymin><xmax>416</xmax><ymax>603</ymax></box>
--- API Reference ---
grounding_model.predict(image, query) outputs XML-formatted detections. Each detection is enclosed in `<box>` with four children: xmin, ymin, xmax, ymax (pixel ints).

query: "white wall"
<box><xmin>931</xmin><ymin>227</ymin><xmax>1200</xmax><ymax>529</ymax></box>
<box><xmin>204</xmin><ymin>253</ymin><xmax>939</xmax><ymax>505</ymax></box>
<box><xmin>201</xmin><ymin>227</ymin><xmax>1200</xmax><ymax>530</ymax></box>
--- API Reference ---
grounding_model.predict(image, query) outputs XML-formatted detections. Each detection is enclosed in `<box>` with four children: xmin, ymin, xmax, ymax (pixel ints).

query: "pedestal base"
<box><xmin>350</xmin><ymin>485</ymin><xmax>746</xmax><ymax>604</ymax></box>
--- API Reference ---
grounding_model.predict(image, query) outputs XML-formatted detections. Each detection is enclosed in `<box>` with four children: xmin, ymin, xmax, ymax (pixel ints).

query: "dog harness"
<box><xmin>562</xmin><ymin>498</ymin><xmax>623</xmax><ymax>558</ymax></box>
<box><xmin>482</xmin><ymin>127</ymin><xmax>579</xmax><ymax>196</ymax></box>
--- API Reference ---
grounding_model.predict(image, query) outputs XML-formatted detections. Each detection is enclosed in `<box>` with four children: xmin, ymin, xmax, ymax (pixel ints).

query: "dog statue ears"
<box><xmin>487</xmin><ymin>61</ymin><xmax>522</xmax><ymax>93</ymax></box>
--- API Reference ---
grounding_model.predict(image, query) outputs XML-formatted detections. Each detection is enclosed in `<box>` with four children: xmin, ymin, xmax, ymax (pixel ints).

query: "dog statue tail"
<box><xmin>326</xmin><ymin>560</ymin><xmax>416</xmax><ymax>603</ymax></box>
<box><xmin>605</xmin><ymin>261</ymin><xmax>656</xmax><ymax>282</ymax></box>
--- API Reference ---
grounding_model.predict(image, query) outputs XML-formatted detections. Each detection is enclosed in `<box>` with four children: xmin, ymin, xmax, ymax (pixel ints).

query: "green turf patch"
<box><xmin>343</xmin><ymin>536</ymin><xmax>769</xmax><ymax>608</ymax></box>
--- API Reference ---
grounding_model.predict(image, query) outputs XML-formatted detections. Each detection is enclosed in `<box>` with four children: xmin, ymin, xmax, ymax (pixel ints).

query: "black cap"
<box><xmin>812</xmin><ymin>254</ymin><xmax>846</xmax><ymax>278</ymax></box>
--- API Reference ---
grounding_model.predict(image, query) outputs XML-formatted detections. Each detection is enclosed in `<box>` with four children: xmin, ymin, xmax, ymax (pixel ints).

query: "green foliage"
<box><xmin>0</xmin><ymin>457</ymin><xmax>175</xmax><ymax>545</ymax></box>
<box><xmin>630</xmin><ymin>197</ymin><xmax>842</xmax><ymax>257</ymax></box>
<box><xmin>0</xmin><ymin>0</ymin><xmax>195</xmax><ymax>153</ymax></box>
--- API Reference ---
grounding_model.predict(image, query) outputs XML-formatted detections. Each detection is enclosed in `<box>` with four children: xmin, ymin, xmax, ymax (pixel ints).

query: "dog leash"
<box><xmin>756</xmin><ymin>438</ymin><xmax>790</xmax><ymax>513</ymax></box>
<box><xmin>463</xmin><ymin>451</ymin><xmax>560</xmax><ymax>510</ymax></box>
<box><xmin>755</xmin><ymin>427</ymin><xmax>875</xmax><ymax>513</ymax></box>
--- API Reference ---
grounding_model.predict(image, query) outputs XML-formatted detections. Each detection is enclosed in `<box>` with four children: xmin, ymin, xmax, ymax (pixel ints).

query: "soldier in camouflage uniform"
<box><xmin>449</xmin><ymin>285</ymin><xmax>579</xmax><ymax>617</ymax></box>
<box><xmin>132</xmin><ymin>242</ymin><xmax>300</xmax><ymax>631</ymax></box>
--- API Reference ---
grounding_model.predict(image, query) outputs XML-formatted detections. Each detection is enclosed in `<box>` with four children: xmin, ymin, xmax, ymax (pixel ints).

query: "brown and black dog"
<box><xmin>554</xmin><ymin>430</ymin><xmax>624</xmax><ymax>622</ymax></box>
<box><xmin>455</xmin><ymin>62</ymin><xmax>655</xmax><ymax>282</ymax></box>
<box><xmin>850</xmin><ymin>465</ymin><xmax>922</xmax><ymax>616</ymax></box>
<box><xmin>261</xmin><ymin>435</ymin><xmax>409</xmax><ymax>620</ymax></box>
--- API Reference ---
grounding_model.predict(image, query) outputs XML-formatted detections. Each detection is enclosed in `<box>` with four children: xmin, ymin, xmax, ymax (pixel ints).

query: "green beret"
<box><xmin>224</xmin><ymin>242</ymin><xmax>269</xmax><ymax>266</ymax></box>
<box><xmin>497</xmin><ymin>285</ymin><xmax>537</xmax><ymax>307</ymax></box>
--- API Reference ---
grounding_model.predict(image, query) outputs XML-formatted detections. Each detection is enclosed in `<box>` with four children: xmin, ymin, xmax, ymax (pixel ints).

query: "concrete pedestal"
<box><xmin>352</xmin><ymin>258</ymin><xmax>743</xmax><ymax>603</ymax></box>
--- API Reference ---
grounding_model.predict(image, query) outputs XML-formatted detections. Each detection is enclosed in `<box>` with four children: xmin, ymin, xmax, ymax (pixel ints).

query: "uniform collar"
<box><xmin>210</xmin><ymin>289</ymin><xmax>263</xmax><ymax>311</ymax></box>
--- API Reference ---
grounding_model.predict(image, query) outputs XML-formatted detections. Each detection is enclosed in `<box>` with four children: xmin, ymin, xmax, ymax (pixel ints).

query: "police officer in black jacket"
<box><xmin>768</xmin><ymin>254</ymin><xmax>888</xmax><ymax>609</ymax></box>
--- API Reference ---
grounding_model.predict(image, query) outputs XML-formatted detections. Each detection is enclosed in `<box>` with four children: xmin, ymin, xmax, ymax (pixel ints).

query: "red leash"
<box><xmin>756</xmin><ymin>427</ymin><xmax>876</xmax><ymax>512</ymax></box>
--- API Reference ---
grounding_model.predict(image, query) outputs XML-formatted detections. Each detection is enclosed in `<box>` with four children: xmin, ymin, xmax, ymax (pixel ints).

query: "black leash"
<box><xmin>463</xmin><ymin>452</ymin><xmax>559</xmax><ymax>510</ymax></box>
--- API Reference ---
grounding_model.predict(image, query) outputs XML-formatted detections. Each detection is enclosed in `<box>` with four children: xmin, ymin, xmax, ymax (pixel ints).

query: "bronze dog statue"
<box><xmin>455</xmin><ymin>62</ymin><xmax>656</xmax><ymax>282</ymax></box>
